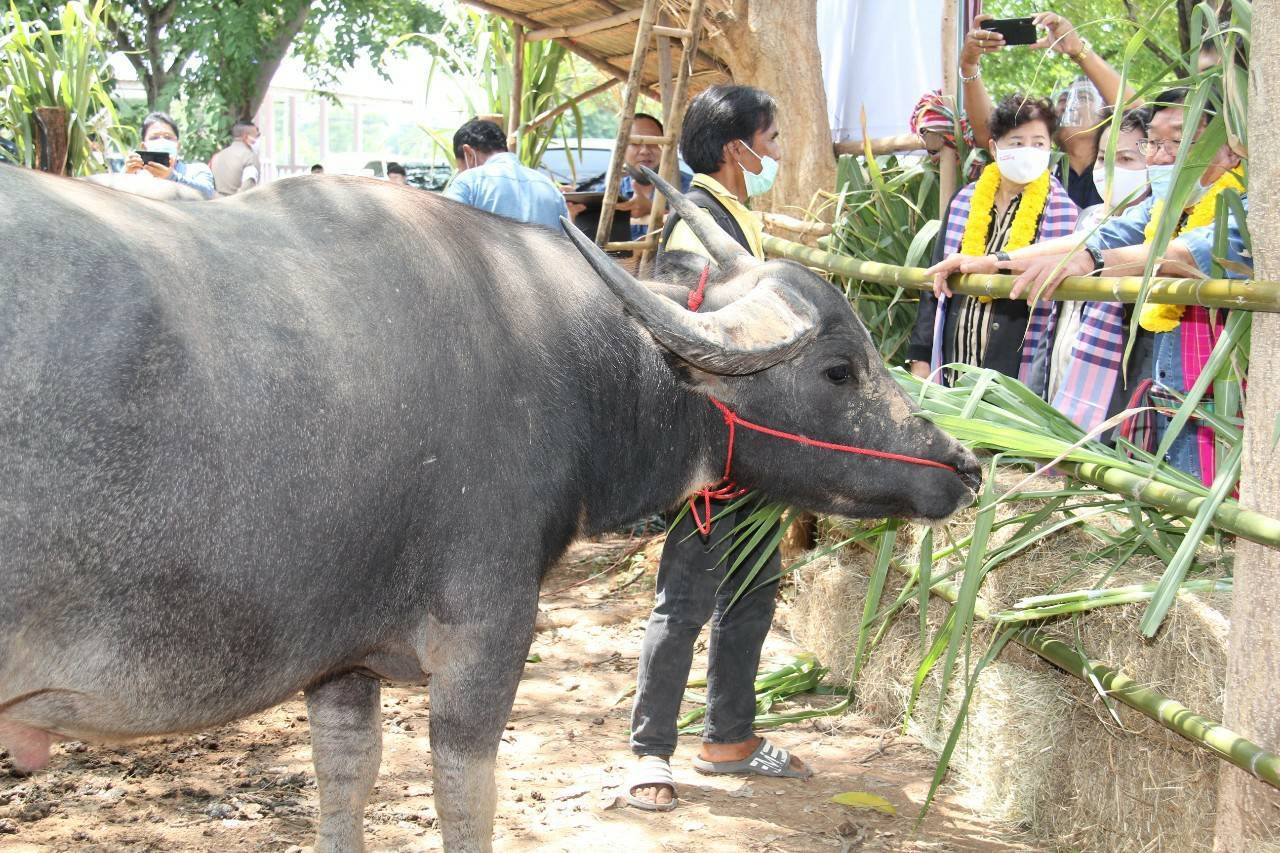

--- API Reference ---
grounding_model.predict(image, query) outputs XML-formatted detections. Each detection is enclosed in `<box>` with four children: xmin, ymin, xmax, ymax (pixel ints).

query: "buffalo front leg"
<box><xmin>428</xmin><ymin>596</ymin><xmax>537</xmax><ymax>852</ymax></box>
<box><xmin>305</xmin><ymin>670</ymin><xmax>382</xmax><ymax>852</ymax></box>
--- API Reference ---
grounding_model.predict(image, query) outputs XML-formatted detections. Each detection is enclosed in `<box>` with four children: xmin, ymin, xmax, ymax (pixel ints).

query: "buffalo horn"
<box><xmin>560</xmin><ymin>218</ymin><xmax>818</xmax><ymax>375</ymax></box>
<box><xmin>638</xmin><ymin>165</ymin><xmax>755</xmax><ymax>270</ymax></box>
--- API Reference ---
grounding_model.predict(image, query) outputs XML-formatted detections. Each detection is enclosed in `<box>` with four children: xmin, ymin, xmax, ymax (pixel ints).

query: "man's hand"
<box><xmin>960</xmin><ymin>14</ymin><xmax>1002</xmax><ymax>70</ymax></box>
<box><xmin>123</xmin><ymin>151</ymin><xmax>144</xmax><ymax>174</ymax></box>
<box><xmin>1006</xmin><ymin>250</ymin><xmax>1094</xmax><ymax>302</ymax></box>
<box><xmin>923</xmin><ymin>253</ymin><xmax>1000</xmax><ymax>298</ymax></box>
<box><xmin>1031</xmin><ymin>11</ymin><xmax>1085</xmax><ymax>56</ymax></box>
<box><xmin>143</xmin><ymin>158</ymin><xmax>174</xmax><ymax>180</ymax></box>
<box><xmin>908</xmin><ymin>360</ymin><xmax>932</xmax><ymax>380</ymax></box>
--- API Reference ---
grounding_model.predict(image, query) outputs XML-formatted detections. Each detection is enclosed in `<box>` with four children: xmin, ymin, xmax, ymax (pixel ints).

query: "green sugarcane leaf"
<box><xmin>1139</xmin><ymin>440</ymin><xmax>1243</xmax><ymax>636</ymax></box>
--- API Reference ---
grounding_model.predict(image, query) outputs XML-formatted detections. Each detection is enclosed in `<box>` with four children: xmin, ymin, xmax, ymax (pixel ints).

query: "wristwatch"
<box><xmin>1070</xmin><ymin>38</ymin><xmax>1093</xmax><ymax>62</ymax></box>
<box><xmin>1086</xmin><ymin>245</ymin><xmax>1106</xmax><ymax>276</ymax></box>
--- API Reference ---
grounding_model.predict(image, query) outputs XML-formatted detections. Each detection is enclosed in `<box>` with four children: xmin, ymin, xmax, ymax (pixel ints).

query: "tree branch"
<box><xmin>1122</xmin><ymin>0</ymin><xmax>1181</xmax><ymax>71</ymax></box>
<box><xmin>243</xmin><ymin>1</ymin><xmax>315</xmax><ymax>118</ymax></box>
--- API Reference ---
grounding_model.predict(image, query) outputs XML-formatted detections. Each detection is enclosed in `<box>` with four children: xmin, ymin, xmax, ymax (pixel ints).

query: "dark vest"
<box><xmin>657</xmin><ymin>185</ymin><xmax>753</xmax><ymax>256</ymax></box>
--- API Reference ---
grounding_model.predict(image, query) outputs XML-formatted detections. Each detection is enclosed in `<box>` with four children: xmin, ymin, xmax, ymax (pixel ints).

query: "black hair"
<box><xmin>1094</xmin><ymin>105</ymin><xmax>1151</xmax><ymax>145</ymax></box>
<box><xmin>141</xmin><ymin>112</ymin><xmax>180</xmax><ymax>141</ymax></box>
<box><xmin>387</xmin><ymin>161</ymin><xmax>406</xmax><ymax>176</ymax></box>
<box><xmin>633</xmin><ymin>112</ymin><xmax>664</xmax><ymax>134</ymax></box>
<box><xmin>310</xmin><ymin>163</ymin><xmax>324</xmax><ymax>173</ymax></box>
<box><xmin>452</xmin><ymin>118</ymin><xmax>507</xmax><ymax>158</ymax></box>
<box><xmin>987</xmin><ymin>94</ymin><xmax>1059</xmax><ymax>142</ymax></box>
<box><xmin>231</xmin><ymin>120</ymin><xmax>257</xmax><ymax>140</ymax></box>
<box><xmin>679</xmin><ymin>85</ymin><xmax>777</xmax><ymax>174</ymax></box>
<box><xmin>1150</xmin><ymin>85</ymin><xmax>1220</xmax><ymax>124</ymax></box>
<box><xmin>1150</xmin><ymin>87</ymin><xmax>1190</xmax><ymax>117</ymax></box>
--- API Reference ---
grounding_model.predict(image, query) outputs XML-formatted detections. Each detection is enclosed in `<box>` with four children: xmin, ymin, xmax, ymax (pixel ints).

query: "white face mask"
<box><xmin>994</xmin><ymin>145</ymin><xmax>1050</xmax><ymax>184</ymax></box>
<box><xmin>249</xmin><ymin>137</ymin><xmax>261</xmax><ymax>153</ymax></box>
<box><xmin>144</xmin><ymin>137</ymin><xmax>179</xmax><ymax>158</ymax></box>
<box><xmin>1093</xmin><ymin>165</ymin><xmax>1149</xmax><ymax>209</ymax></box>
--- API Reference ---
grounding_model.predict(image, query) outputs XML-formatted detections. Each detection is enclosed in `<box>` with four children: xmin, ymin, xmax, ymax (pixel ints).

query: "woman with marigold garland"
<box><xmin>908</xmin><ymin>94</ymin><xmax>1079</xmax><ymax>388</ymax></box>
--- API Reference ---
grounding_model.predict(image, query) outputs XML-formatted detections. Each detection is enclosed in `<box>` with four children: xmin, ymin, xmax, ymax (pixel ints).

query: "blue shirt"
<box><xmin>1086</xmin><ymin>193</ymin><xmax>1251</xmax><ymax>394</ymax></box>
<box><xmin>443</xmin><ymin>152</ymin><xmax>569</xmax><ymax>230</ymax></box>
<box><xmin>170</xmin><ymin>160</ymin><xmax>216</xmax><ymax>200</ymax></box>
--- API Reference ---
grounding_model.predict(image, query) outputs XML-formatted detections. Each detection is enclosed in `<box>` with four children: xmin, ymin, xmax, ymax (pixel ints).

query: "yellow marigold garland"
<box><xmin>1138</xmin><ymin>169</ymin><xmax>1246</xmax><ymax>332</ymax></box>
<box><xmin>959</xmin><ymin>163</ymin><xmax>1050</xmax><ymax>301</ymax></box>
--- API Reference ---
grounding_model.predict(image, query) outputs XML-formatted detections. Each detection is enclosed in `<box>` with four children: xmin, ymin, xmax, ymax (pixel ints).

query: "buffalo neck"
<box><xmin>576</xmin><ymin>334</ymin><xmax>724</xmax><ymax>535</ymax></box>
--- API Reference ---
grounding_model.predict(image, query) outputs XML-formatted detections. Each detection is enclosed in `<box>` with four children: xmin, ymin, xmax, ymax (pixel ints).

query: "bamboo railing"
<box><xmin>761</xmin><ymin>234</ymin><xmax>1280</xmax><ymax>313</ymax></box>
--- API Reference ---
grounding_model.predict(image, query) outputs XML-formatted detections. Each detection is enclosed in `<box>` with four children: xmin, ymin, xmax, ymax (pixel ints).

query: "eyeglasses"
<box><xmin>1136</xmin><ymin>138</ymin><xmax>1182</xmax><ymax>156</ymax></box>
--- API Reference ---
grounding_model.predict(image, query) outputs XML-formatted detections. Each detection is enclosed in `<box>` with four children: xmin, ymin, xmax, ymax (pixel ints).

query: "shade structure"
<box><xmin>462</xmin><ymin>0</ymin><xmax>730</xmax><ymax>97</ymax></box>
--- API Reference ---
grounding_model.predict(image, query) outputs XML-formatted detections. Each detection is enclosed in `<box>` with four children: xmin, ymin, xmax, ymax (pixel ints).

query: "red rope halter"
<box><xmin>681</xmin><ymin>264</ymin><xmax>956</xmax><ymax>536</ymax></box>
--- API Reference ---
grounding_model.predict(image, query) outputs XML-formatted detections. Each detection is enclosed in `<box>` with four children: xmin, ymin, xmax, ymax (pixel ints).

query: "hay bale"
<box><xmin>787</xmin><ymin>485</ymin><xmax>1232</xmax><ymax>851</ymax></box>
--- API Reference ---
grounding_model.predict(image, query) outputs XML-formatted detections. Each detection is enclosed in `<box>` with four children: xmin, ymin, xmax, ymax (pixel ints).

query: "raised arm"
<box><xmin>1032</xmin><ymin>12</ymin><xmax>1141</xmax><ymax>109</ymax></box>
<box><xmin>959</xmin><ymin>14</ymin><xmax>1000</xmax><ymax>150</ymax></box>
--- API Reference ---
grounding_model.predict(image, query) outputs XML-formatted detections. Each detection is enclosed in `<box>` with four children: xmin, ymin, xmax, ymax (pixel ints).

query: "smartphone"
<box><xmin>136</xmin><ymin>149</ymin><xmax>172</xmax><ymax>167</ymax></box>
<box><xmin>980</xmin><ymin>17</ymin><xmax>1039</xmax><ymax>46</ymax></box>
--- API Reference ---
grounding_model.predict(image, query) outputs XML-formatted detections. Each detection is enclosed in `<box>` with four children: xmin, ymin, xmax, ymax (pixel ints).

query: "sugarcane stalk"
<box><xmin>882</xmin><ymin>545</ymin><xmax>1280</xmax><ymax>791</ymax></box>
<box><xmin>1009</xmin><ymin>577</ymin><xmax>1231</xmax><ymax>609</ymax></box>
<box><xmin>991</xmin><ymin>578</ymin><xmax>1233</xmax><ymax>622</ymax></box>
<box><xmin>1060</xmin><ymin>461</ymin><xmax>1280</xmax><ymax>550</ymax></box>
<box><xmin>763</xmin><ymin>235</ymin><xmax>1280</xmax><ymax>312</ymax></box>
<box><xmin>1024</xmin><ymin>633</ymin><xmax>1280</xmax><ymax>789</ymax></box>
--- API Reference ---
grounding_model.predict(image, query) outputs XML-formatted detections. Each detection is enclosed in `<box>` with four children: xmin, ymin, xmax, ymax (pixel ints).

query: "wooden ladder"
<box><xmin>593</xmin><ymin>0</ymin><xmax>708</xmax><ymax>272</ymax></box>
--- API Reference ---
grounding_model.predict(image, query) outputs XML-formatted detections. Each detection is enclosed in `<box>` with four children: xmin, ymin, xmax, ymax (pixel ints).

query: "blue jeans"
<box><xmin>630</xmin><ymin>502</ymin><xmax>781</xmax><ymax>756</ymax></box>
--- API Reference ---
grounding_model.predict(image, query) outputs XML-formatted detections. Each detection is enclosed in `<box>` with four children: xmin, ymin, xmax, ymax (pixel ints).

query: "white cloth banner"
<box><xmin>817</xmin><ymin>0</ymin><xmax>945</xmax><ymax>142</ymax></box>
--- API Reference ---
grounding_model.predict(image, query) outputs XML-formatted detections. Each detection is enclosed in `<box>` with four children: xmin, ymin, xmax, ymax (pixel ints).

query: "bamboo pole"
<box><xmin>462</xmin><ymin>0</ymin><xmax>660</xmax><ymax>100</ymax></box>
<box><xmin>889</xmin><ymin>553</ymin><xmax>1280</xmax><ymax>792</ymax></box>
<box><xmin>833</xmin><ymin>134</ymin><xmax>925</xmax><ymax>157</ymax></box>
<box><xmin>639</xmin><ymin>0</ymin><xmax>708</xmax><ymax>272</ymax></box>
<box><xmin>516</xmin><ymin>78</ymin><xmax>618</xmax><ymax>135</ymax></box>
<box><xmin>761</xmin><ymin>235</ymin><xmax>1280</xmax><ymax>313</ymax></box>
<box><xmin>594</xmin><ymin>0</ymin><xmax>659</xmax><ymax>245</ymax></box>
<box><xmin>938</xmin><ymin>1</ymin><xmax>959</xmax><ymax>217</ymax></box>
<box><xmin>508</xmin><ymin>24</ymin><xmax>525</xmax><ymax>152</ymax></box>
<box><xmin>525</xmin><ymin>8</ymin><xmax>642</xmax><ymax>41</ymax></box>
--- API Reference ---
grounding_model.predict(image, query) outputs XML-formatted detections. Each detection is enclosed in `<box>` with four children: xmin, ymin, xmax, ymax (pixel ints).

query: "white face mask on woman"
<box><xmin>1093</xmin><ymin>165</ymin><xmax>1149</xmax><ymax>208</ymax></box>
<box><xmin>994</xmin><ymin>145</ymin><xmax>1050</xmax><ymax>184</ymax></box>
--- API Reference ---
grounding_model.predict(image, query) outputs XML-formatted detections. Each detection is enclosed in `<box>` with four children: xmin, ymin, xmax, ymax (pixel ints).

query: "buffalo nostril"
<box><xmin>954</xmin><ymin>456</ymin><xmax>983</xmax><ymax>493</ymax></box>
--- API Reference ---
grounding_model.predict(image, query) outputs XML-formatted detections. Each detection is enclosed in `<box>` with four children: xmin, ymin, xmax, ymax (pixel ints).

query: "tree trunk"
<box><xmin>1213</xmin><ymin>2</ymin><xmax>1280</xmax><ymax>847</ymax></box>
<box><xmin>710</xmin><ymin>0</ymin><xmax>835</xmax><ymax>217</ymax></box>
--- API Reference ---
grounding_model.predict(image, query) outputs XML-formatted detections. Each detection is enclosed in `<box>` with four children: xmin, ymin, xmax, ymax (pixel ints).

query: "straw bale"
<box><xmin>788</xmin><ymin>480</ymin><xmax>1233</xmax><ymax>851</ymax></box>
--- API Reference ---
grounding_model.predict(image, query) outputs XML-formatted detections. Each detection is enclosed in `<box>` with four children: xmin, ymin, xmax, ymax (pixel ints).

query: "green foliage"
<box><xmin>0</xmin><ymin>0</ymin><xmax>126</xmax><ymax>174</ymax></box>
<box><xmin>12</xmin><ymin>0</ymin><xmax>446</xmax><ymax>150</ymax></box>
<box><xmin>406</xmin><ymin>7</ymin><xmax>588</xmax><ymax>170</ymax></box>
<box><xmin>826</xmin><ymin>153</ymin><xmax>940</xmax><ymax>363</ymax></box>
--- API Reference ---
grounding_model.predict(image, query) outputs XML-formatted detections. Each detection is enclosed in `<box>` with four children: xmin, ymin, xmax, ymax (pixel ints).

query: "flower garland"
<box><xmin>1139</xmin><ymin>169</ymin><xmax>1246</xmax><ymax>333</ymax></box>
<box><xmin>959</xmin><ymin>163</ymin><xmax>1050</xmax><ymax>302</ymax></box>
<box><xmin>960</xmin><ymin>163</ymin><xmax>1051</xmax><ymax>257</ymax></box>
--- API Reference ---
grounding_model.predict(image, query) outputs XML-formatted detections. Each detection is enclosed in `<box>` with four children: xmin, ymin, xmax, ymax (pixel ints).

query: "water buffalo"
<box><xmin>0</xmin><ymin>164</ymin><xmax>980</xmax><ymax>851</ymax></box>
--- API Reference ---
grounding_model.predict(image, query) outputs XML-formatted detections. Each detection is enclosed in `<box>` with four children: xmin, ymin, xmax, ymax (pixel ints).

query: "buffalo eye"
<box><xmin>825</xmin><ymin>364</ymin><xmax>850</xmax><ymax>385</ymax></box>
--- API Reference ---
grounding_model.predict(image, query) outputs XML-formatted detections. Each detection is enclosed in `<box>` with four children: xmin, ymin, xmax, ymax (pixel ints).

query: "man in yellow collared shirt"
<box><xmin>627</xmin><ymin>85</ymin><xmax>806</xmax><ymax>815</ymax></box>
<box><xmin>657</xmin><ymin>86</ymin><xmax>779</xmax><ymax>264</ymax></box>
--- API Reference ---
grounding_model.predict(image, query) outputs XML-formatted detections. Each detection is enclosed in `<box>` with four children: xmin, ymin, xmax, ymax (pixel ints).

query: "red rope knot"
<box><xmin>686</xmin><ymin>263</ymin><xmax>711</xmax><ymax>312</ymax></box>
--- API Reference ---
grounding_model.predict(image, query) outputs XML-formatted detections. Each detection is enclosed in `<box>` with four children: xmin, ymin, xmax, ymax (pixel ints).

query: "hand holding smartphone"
<box><xmin>135</xmin><ymin>150</ymin><xmax>173</xmax><ymax>167</ymax></box>
<box><xmin>979</xmin><ymin>17</ymin><xmax>1039</xmax><ymax>47</ymax></box>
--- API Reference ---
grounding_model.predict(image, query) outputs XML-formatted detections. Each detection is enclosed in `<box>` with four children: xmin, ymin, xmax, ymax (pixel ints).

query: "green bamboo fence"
<box><xmin>762</xmin><ymin>235</ymin><xmax>1280</xmax><ymax>312</ymax></box>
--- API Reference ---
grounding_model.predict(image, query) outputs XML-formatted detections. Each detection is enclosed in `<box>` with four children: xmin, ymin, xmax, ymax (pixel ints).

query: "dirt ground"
<box><xmin>0</xmin><ymin>534</ymin><xmax>1031</xmax><ymax>852</ymax></box>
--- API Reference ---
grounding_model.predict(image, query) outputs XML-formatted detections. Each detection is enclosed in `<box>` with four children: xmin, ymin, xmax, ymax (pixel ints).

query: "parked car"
<box><xmin>536</xmin><ymin>138</ymin><xmax>615</xmax><ymax>188</ymax></box>
<box><xmin>362</xmin><ymin>158</ymin><xmax>453</xmax><ymax>191</ymax></box>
